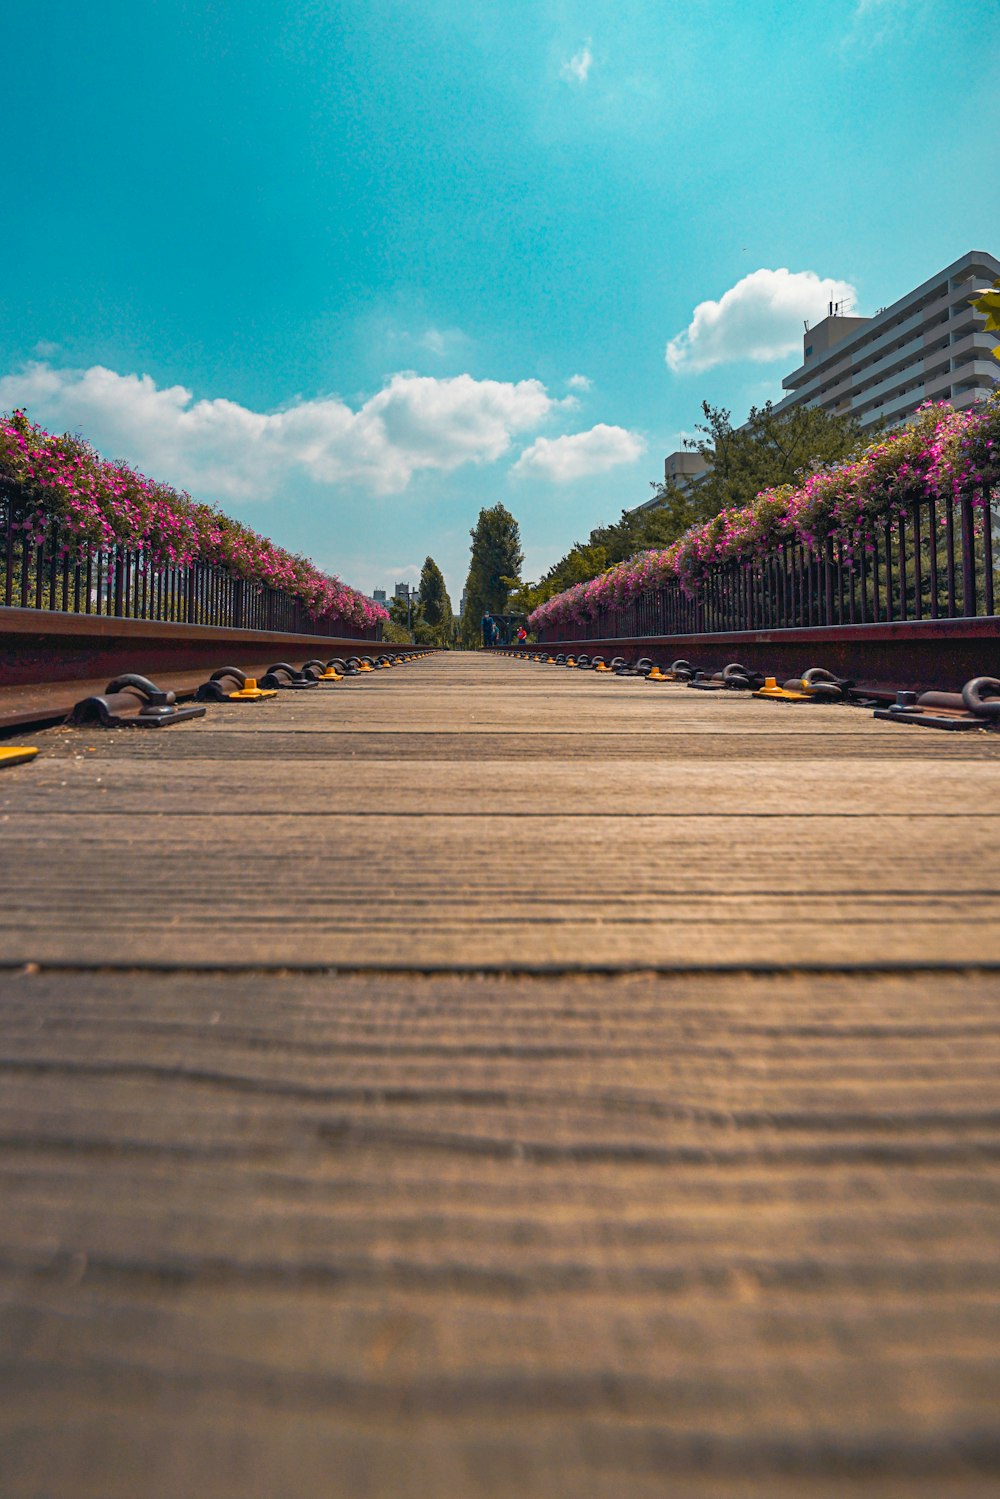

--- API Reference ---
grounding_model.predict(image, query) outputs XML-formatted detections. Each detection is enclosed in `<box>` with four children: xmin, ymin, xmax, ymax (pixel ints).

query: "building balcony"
<box><xmin>851</xmin><ymin>331</ymin><xmax>926</xmax><ymax>393</ymax></box>
<box><xmin>952</xmin><ymin>360</ymin><xmax>1000</xmax><ymax>396</ymax></box>
<box><xmin>852</xmin><ymin>361</ymin><xmax>923</xmax><ymax>411</ymax></box>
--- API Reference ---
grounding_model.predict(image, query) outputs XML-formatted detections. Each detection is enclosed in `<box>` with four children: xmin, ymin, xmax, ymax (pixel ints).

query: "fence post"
<box><xmin>961</xmin><ymin>494</ymin><xmax>977</xmax><ymax>617</ymax></box>
<box><xmin>825</xmin><ymin>538</ymin><xmax>835</xmax><ymax>625</ymax></box>
<box><xmin>113</xmin><ymin>549</ymin><xmax>125</xmax><ymax>618</ymax></box>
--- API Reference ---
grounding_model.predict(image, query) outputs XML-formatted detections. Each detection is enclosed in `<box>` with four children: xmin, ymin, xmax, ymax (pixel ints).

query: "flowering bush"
<box><xmin>529</xmin><ymin>395</ymin><xmax>1000</xmax><ymax>632</ymax></box>
<box><xmin>0</xmin><ymin>410</ymin><xmax>388</xmax><ymax>628</ymax></box>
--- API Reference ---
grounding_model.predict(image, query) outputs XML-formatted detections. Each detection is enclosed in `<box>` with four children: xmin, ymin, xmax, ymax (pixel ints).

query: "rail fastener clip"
<box><xmin>195</xmin><ymin>668</ymin><xmax>278</xmax><ymax>703</ymax></box>
<box><xmin>874</xmin><ymin>677</ymin><xmax>1000</xmax><ymax>731</ymax></box>
<box><xmin>69</xmin><ymin>675</ymin><xmax>207</xmax><ymax>729</ymax></box>
<box><xmin>0</xmin><ymin>746</ymin><xmax>39</xmax><ymax>769</ymax></box>
<box><xmin>300</xmin><ymin>660</ymin><xmax>344</xmax><ymax>683</ymax></box>
<box><xmin>753</xmin><ymin>677</ymin><xmax>815</xmax><ymax>702</ymax></box>
<box><xmin>258</xmin><ymin>664</ymin><xmax>320</xmax><ymax>691</ymax></box>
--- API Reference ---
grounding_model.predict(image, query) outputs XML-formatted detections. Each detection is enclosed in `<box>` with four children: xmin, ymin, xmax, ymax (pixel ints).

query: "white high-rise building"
<box><xmin>774</xmin><ymin>249</ymin><xmax>1000</xmax><ymax>430</ymax></box>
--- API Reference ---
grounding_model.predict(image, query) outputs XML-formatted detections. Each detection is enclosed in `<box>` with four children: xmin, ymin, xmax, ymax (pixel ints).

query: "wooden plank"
<box><xmin>9</xmin><ymin>756</ymin><xmax>1000</xmax><ymax>816</ymax></box>
<box><xmin>2</xmin><ymin>655</ymin><xmax>999</xmax><ymax>1496</ymax></box>
<box><xmin>1</xmin><ymin>808</ymin><xmax>998</xmax><ymax>967</ymax></box>
<box><xmin>1</xmin><ymin>968</ymin><xmax>999</xmax><ymax>1498</ymax></box>
<box><xmin>1</xmin><ymin>657</ymin><xmax>998</xmax><ymax>968</ymax></box>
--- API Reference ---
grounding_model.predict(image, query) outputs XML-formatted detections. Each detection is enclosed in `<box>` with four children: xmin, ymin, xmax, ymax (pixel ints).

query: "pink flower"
<box><xmin>1</xmin><ymin>407</ymin><xmax>388</xmax><ymax>630</ymax></box>
<box><xmin>529</xmin><ymin>392</ymin><xmax>1000</xmax><ymax>632</ymax></box>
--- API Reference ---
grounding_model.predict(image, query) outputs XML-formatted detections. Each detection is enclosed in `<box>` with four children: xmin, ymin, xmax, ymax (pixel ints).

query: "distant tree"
<box><xmin>388</xmin><ymin>594</ymin><xmax>421</xmax><ymax>638</ymax></box>
<box><xmin>418</xmin><ymin>556</ymin><xmax>452</xmax><ymax>633</ymax></box>
<box><xmin>509</xmin><ymin>489</ymin><xmax>700</xmax><ymax>620</ymax></box>
<box><xmin>412</xmin><ymin>618</ymin><xmax>438</xmax><ymax>645</ymax></box>
<box><xmin>380</xmin><ymin>616</ymin><xmax>413</xmax><ymax>644</ymax></box>
<box><xmin>461</xmin><ymin>504</ymin><xmax>523</xmax><ymax>644</ymax></box>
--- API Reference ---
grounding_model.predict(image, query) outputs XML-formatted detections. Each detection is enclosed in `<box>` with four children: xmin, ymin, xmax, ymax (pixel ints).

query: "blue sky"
<box><xmin>1</xmin><ymin>0</ymin><xmax>996</xmax><ymax>603</ymax></box>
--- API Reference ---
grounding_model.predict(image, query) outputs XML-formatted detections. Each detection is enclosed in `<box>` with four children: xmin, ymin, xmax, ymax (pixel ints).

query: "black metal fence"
<box><xmin>537</xmin><ymin>493</ymin><xmax>1000</xmax><ymax>641</ymax></box>
<box><xmin>1</xmin><ymin>486</ymin><xmax>381</xmax><ymax>640</ymax></box>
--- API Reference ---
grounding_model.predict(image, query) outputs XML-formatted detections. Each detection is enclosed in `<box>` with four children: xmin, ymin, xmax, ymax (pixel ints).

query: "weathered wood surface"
<box><xmin>3</xmin><ymin>659</ymin><xmax>1000</xmax><ymax>968</ymax></box>
<box><xmin>1</xmin><ymin>653</ymin><xmax>999</xmax><ymax>1496</ymax></box>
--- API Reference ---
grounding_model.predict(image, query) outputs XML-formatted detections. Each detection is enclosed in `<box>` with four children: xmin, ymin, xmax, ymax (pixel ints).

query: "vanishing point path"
<box><xmin>2</xmin><ymin>651</ymin><xmax>1000</xmax><ymax>1496</ymax></box>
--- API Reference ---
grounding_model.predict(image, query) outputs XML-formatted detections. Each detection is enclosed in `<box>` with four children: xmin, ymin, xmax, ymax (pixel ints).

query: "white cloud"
<box><xmin>375</xmin><ymin>563</ymin><xmax>421</xmax><ymax>590</ymax></box>
<box><xmin>560</xmin><ymin>41</ymin><xmax>593</xmax><ymax>84</ymax></box>
<box><xmin>843</xmin><ymin>0</ymin><xmax>912</xmax><ymax>50</ymax></box>
<box><xmin>414</xmin><ymin>325</ymin><xmax>468</xmax><ymax>358</ymax></box>
<box><xmin>0</xmin><ymin>362</ymin><xmax>561</xmax><ymax>499</ymax></box>
<box><xmin>511</xmin><ymin>423</ymin><xmax>645</xmax><ymax>483</ymax></box>
<box><xmin>567</xmin><ymin>373</ymin><xmax>591</xmax><ymax>390</ymax></box>
<box><xmin>420</xmin><ymin>328</ymin><xmax>451</xmax><ymax>356</ymax></box>
<box><xmin>665</xmin><ymin>267</ymin><xmax>858</xmax><ymax>375</ymax></box>
<box><xmin>358</xmin><ymin>313</ymin><xmax>471</xmax><ymax>366</ymax></box>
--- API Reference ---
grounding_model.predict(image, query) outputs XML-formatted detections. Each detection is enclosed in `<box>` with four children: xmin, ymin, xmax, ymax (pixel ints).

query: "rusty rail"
<box><xmin>0</xmin><ymin>607</ymin><xmax>431</xmax><ymax>734</ymax></box>
<box><xmin>502</xmin><ymin>616</ymin><xmax>1000</xmax><ymax>696</ymax></box>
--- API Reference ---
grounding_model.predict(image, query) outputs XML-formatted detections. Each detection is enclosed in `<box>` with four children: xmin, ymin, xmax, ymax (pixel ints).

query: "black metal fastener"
<box><xmin>70</xmin><ymin>674</ymin><xmax>206</xmax><ymax>728</ymax></box>
<box><xmin>258</xmin><ymin>663</ymin><xmax>319</xmax><ymax>690</ymax></box>
<box><xmin>874</xmin><ymin>681</ymin><xmax>994</xmax><ymax>731</ymax></box>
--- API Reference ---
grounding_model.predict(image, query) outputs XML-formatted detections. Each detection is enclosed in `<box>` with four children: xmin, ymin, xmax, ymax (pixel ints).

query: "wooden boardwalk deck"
<box><xmin>2</xmin><ymin>652</ymin><xmax>999</xmax><ymax>1496</ymax></box>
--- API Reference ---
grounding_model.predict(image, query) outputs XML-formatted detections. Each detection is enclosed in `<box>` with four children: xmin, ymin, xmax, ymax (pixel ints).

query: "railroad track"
<box><xmin>0</xmin><ymin>607</ymin><xmax>432</xmax><ymax>735</ymax></box>
<box><xmin>487</xmin><ymin>612</ymin><xmax>1000</xmax><ymax>733</ymax></box>
<box><xmin>523</xmin><ymin>616</ymin><xmax>1000</xmax><ymax>696</ymax></box>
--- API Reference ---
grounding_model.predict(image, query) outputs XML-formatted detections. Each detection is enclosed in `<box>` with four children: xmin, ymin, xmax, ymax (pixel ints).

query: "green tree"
<box><xmin>380</xmin><ymin>615</ymin><xmax>413</xmax><ymax>644</ymax></box>
<box><xmin>684</xmin><ymin>399</ymin><xmax>871</xmax><ymax>516</ymax></box>
<box><xmin>387</xmin><ymin>594</ymin><xmax>421</xmax><ymax>640</ymax></box>
<box><xmin>418</xmin><ymin>555</ymin><xmax>452</xmax><ymax>636</ymax></box>
<box><xmin>509</xmin><ymin>488</ymin><xmax>700</xmax><ymax>620</ymax></box>
<box><xmin>461</xmin><ymin>504</ymin><xmax>523</xmax><ymax>644</ymax></box>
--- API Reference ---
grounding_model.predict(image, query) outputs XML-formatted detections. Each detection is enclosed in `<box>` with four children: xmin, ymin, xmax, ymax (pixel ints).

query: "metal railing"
<box><xmin>537</xmin><ymin>494</ymin><xmax>1000</xmax><ymax>642</ymax></box>
<box><xmin>1</xmin><ymin>485</ymin><xmax>380</xmax><ymax>640</ymax></box>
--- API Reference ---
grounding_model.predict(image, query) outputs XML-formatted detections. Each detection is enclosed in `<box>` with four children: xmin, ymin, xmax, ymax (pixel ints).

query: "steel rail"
<box><xmin>505</xmin><ymin>616</ymin><xmax>1000</xmax><ymax>695</ymax></box>
<box><xmin>0</xmin><ymin>608</ymin><xmax>429</xmax><ymax>734</ymax></box>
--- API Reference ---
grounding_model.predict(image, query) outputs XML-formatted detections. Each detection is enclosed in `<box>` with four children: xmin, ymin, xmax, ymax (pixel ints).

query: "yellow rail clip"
<box><xmin>0</xmin><ymin>746</ymin><xmax>38</xmax><ymax>768</ymax></box>
<box><xmin>229</xmin><ymin>678</ymin><xmax>278</xmax><ymax>700</ymax></box>
<box><xmin>753</xmin><ymin>676</ymin><xmax>812</xmax><ymax>701</ymax></box>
